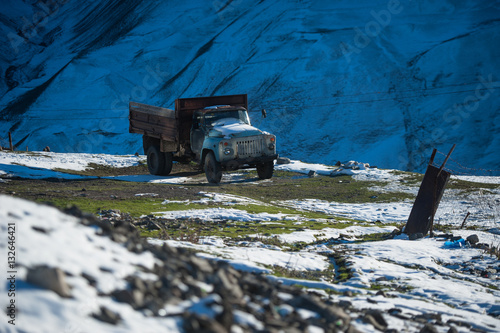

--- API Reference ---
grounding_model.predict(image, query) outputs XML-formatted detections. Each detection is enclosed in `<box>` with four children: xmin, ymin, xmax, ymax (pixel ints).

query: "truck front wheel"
<box><xmin>147</xmin><ymin>146</ymin><xmax>165</xmax><ymax>175</ymax></box>
<box><xmin>204</xmin><ymin>151</ymin><xmax>222</xmax><ymax>184</ymax></box>
<box><xmin>257</xmin><ymin>161</ymin><xmax>274</xmax><ymax>180</ymax></box>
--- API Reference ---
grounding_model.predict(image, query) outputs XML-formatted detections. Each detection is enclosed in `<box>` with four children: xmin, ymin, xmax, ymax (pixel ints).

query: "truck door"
<box><xmin>190</xmin><ymin>112</ymin><xmax>204</xmax><ymax>160</ymax></box>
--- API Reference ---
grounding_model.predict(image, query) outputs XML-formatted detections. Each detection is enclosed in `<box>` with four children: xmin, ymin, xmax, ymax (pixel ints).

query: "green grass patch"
<box><xmin>446</xmin><ymin>178</ymin><xmax>499</xmax><ymax>192</ymax></box>
<box><xmin>389</xmin><ymin>170</ymin><xmax>499</xmax><ymax>193</ymax></box>
<box><xmin>358</xmin><ymin>231</ymin><xmax>398</xmax><ymax>242</ymax></box>
<box><xmin>138</xmin><ymin>216</ymin><xmax>368</xmax><ymax>240</ymax></box>
<box><xmin>40</xmin><ymin>196</ymin><xmax>166</xmax><ymax>217</ymax></box>
<box><xmin>229</xmin><ymin>203</ymin><xmax>335</xmax><ymax>220</ymax></box>
<box><xmin>213</xmin><ymin>174</ymin><xmax>414</xmax><ymax>204</ymax></box>
<box><xmin>331</xmin><ymin>252</ymin><xmax>353</xmax><ymax>282</ymax></box>
<box><xmin>389</xmin><ymin>170</ymin><xmax>423</xmax><ymax>185</ymax></box>
<box><xmin>271</xmin><ymin>263</ymin><xmax>336</xmax><ymax>283</ymax></box>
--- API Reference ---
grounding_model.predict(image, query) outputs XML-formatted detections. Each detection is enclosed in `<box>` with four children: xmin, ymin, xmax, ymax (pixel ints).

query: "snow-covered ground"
<box><xmin>0</xmin><ymin>195</ymin><xmax>181</xmax><ymax>333</ymax></box>
<box><xmin>1</xmin><ymin>151</ymin><xmax>500</xmax><ymax>331</ymax></box>
<box><xmin>1</xmin><ymin>186</ymin><xmax>499</xmax><ymax>332</ymax></box>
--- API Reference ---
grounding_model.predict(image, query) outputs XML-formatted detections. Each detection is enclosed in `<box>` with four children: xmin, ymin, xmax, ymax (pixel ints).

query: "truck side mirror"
<box><xmin>261</xmin><ymin>109</ymin><xmax>267</xmax><ymax>118</ymax></box>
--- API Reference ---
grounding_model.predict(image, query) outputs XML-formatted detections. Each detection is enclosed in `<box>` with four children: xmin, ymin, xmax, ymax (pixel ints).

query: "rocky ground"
<box><xmin>2</xmin><ymin>152</ymin><xmax>499</xmax><ymax>332</ymax></box>
<box><xmin>27</xmin><ymin>206</ymin><xmax>486</xmax><ymax>333</ymax></box>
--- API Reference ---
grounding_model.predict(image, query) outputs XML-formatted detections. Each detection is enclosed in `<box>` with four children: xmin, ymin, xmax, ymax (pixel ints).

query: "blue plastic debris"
<box><xmin>443</xmin><ymin>238</ymin><xmax>466</xmax><ymax>249</ymax></box>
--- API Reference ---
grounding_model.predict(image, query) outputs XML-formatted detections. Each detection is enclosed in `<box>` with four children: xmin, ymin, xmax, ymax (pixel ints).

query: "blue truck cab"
<box><xmin>191</xmin><ymin>105</ymin><xmax>277</xmax><ymax>183</ymax></box>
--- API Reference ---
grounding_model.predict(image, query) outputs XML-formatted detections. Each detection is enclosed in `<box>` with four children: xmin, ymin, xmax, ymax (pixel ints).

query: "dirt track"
<box><xmin>0</xmin><ymin>163</ymin><xmax>207</xmax><ymax>202</ymax></box>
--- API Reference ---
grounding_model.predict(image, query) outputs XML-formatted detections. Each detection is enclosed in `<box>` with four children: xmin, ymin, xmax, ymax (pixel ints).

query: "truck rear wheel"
<box><xmin>257</xmin><ymin>161</ymin><xmax>274</xmax><ymax>180</ymax></box>
<box><xmin>204</xmin><ymin>151</ymin><xmax>222</xmax><ymax>184</ymax></box>
<box><xmin>147</xmin><ymin>146</ymin><xmax>165</xmax><ymax>175</ymax></box>
<box><xmin>162</xmin><ymin>152</ymin><xmax>173</xmax><ymax>176</ymax></box>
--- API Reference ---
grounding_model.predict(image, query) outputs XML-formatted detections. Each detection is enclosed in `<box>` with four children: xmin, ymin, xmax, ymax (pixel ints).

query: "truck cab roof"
<box><xmin>200</xmin><ymin>105</ymin><xmax>246</xmax><ymax>113</ymax></box>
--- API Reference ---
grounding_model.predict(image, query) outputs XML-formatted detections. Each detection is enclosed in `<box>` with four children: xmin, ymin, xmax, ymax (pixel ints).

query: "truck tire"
<box><xmin>257</xmin><ymin>161</ymin><xmax>274</xmax><ymax>180</ymax></box>
<box><xmin>162</xmin><ymin>152</ymin><xmax>173</xmax><ymax>176</ymax></box>
<box><xmin>204</xmin><ymin>151</ymin><xmax>222</xmax><ymax>184</ymax></box>
<box><xmin>147</xmin><ymin>146</ymin><xmax>165</xmax><ymax>175</ymax></box>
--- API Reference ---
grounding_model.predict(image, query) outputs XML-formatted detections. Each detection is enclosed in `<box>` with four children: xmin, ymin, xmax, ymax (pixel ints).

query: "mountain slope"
<box><xmin>1</xmin><ymin>0</ymin><xmax>499</xmax><ymax>173</ymax></box>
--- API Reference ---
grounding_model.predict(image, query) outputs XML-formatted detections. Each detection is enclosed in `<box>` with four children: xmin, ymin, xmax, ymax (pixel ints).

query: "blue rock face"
<box><xmin>1</xmin><ymin>0</ymin><xmax>499</xmax><ymax>173</ymax></box>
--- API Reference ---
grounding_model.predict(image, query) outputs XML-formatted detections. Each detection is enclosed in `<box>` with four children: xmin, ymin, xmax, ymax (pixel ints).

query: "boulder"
<box><xmin>26</xmin><ymin>266</ymin><xmax>71</xmax><ymax>298</ymax></box>
<box><xmin>466</xmin><ymin>234</ymin><xmax>479</xmax><ymax>245</ymax></box>
<box><xmin>276</xmin><ymin>157</ymin><xmax>291</xmax><ymax>165</ymax></box>
<box><xmin>92</xmin><ymin>306</ymin><xmax>121</xmax><ymax>325</ymax></box>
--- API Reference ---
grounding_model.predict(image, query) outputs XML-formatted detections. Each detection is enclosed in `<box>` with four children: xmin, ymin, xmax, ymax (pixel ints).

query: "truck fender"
<box><xmin>200</xmin><ymin>149</ymin><xmax>213</xmax><ymax>164</ymax></box>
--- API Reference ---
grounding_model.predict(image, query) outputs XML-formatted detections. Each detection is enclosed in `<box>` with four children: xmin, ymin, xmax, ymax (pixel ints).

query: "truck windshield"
<box><xmin>204</xmin><ymin>110</ymin><xmax>250</xmax><ymax>127</ymax></box>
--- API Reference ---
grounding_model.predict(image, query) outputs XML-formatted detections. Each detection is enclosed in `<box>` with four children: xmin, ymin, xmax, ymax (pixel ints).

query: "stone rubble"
<box><xmin>22</xmin><ymin>206</ymin><xmax>492</xmax><ymax>332</ymax></box>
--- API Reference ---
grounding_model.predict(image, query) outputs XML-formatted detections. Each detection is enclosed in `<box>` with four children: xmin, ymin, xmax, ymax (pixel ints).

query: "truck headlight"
<box><xmin>268</xmin><ymin>136</ymin><xmax>276</xmax><ymax>150</ymax></box>
<box><xmin>224</xmin><ymin>148</ymin><xmax>234</xmax><ymax>155</ymax></box>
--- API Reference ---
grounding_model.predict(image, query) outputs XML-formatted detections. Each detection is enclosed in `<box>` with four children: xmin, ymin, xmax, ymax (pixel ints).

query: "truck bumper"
<box><xmin>222</xmin><ymin>154</ymin><xmax>278</xmax><ymax>171</ymax></box>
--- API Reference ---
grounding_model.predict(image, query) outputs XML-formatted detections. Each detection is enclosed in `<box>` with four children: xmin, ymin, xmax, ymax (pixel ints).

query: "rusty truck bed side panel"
<box><xmin>129</xmin><ymin>102</ymin><xmax>177</xmax><ymax>141</ymax></box>
<box><xmin>174</xmin><ymin>94</ymin><xmax>248</xmax><ymax>145</ymax></box>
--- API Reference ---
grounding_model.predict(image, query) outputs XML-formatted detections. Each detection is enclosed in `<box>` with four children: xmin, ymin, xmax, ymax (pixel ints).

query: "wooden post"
<box><xmin>460</xmin><ymin>212</ymin><xmax>471</xmax><ymax>229</ymax></box>
<box><xmin>429</xmin><ymin>148</ymin><xmax>437</xmax><ymax>166</ymax></box>
<box><xmin>8</xmin><ymin>132</ymin><xmax>13</xmax><ymax>151</ymax></box>
<box><xmin>429</xmin><ymin>144</ymin><xmax>457</xmax><ymax>236</ymax></box>
<box><xmin>437</xmin><ymin>144</ymin><xmax>456</xmax><ymax>177</ymax></box>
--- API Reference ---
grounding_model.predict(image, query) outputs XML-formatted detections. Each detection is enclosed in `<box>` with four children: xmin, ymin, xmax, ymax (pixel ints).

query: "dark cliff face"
<box><xmin>1</xmin><ymin>0</ymin><xmax>499</xmax><ymax>173</ymax></box>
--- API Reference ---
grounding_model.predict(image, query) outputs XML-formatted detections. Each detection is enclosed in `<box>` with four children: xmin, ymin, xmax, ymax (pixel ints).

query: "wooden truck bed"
<box><xmin>129</xmin><ymin>94</ymin><xmax>248</xmax><ymax>149</ymax></box>
<box><xmin>129</xmin><ymin>102</ymin><xmax>177</xmax><ymax>142</ymax></box>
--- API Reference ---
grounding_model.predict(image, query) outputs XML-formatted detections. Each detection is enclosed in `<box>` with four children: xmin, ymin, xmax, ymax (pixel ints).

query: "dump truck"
<box><xmin>129</xmin><ymin>94</ymin><xmax>278</xmax><ymax>183</ymax></box>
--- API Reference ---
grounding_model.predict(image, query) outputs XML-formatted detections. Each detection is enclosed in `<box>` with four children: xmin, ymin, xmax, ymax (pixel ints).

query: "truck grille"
<box><xmin>236</xmin><ymin>137</ymin><xmax>263</xmax><ymax>158</ymax></box>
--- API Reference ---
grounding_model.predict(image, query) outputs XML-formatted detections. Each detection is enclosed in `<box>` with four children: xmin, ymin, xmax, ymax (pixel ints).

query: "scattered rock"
<box><xmin>214</xmin><ymin>266</ymin><xmax>244</xmax><ymax>301</ymax></box>
<box><xmin>81</xmin><ymin>272</ymin><xmax>97</xmax><ymax>287</ymax></box>
<box><xmin>446</xmin><ymin>319</ymin><xmax>472</xmax><ymax>328</ymax></box>
<box><xmin>420</xmin><ymin>323</ymin><xmax>439</xmax><ymax>333</ymax></box>
<box><xmin>190</xmin><ymin>255</ymin><xmax>214</xmax><ymax>274</ymax></box>
<box><xmin>26</xmin><ymin>266</ymin><xmax>71</xmax><ymax>298</ymax></box>
<box><xmin>29</xmin><ymin>201</ymin><xmax>486</xmax><ymax>332</ymax></box>
<box><xmin>466</xmin><ymin>234</ymin><xmax>479</xmax><ymax>245</ymax></box>
<box><xmin>475</xmin><ymin>243</ymin><xmax>490</xmax><ymax>250</ymax></box>
<box><xmin>184</xmin><ymin>312</ymin><xmax>227</xmax><ymax>333</ymax></box>
<box><xmin>362</xmin><ymin>309</ymin><xmax>387</xmax><ymax>331</ymax></box>
<box><xmin>338</xmin><ymin>161</ymin><xmax>370</xmax><ymax>170</ymax></box>
<box><xmin>112</xmin><ymin>289</ymin><xmax>144</xmax><ymax>309</ymax></box>
<box><xmin>31</xmin><ymin>226</ymin><xmax>49</xmax><ymax>234</ymax></box>
<box><xmin>389</xmin><ymin>228</ymin><xmax>401</xmax><ymax>238</ymax></box>
<box><xmin>338</xmin><ymin>300</ymin><xmax>352</xmax><ymax>309</ymax></box>
<box><xmin>276</xmin><ymin>157</ymin><xmax>291</xmax><ymax>164</ymax></box>
<box><xmin>409</xmin><ymin>232</ymin><xmax>424</xmax><ymax>240</ymax></box>
<box><xmin>92</xmin><ymin>306</ymin><xmax>122</xmax><ymax>325</ymax></box>
<box><xmin>343</xmin><ymin>290</ymin><xmax>353</xmax><ymax>297</ymax></box>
